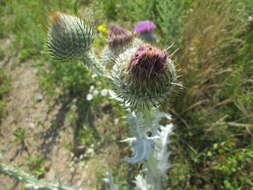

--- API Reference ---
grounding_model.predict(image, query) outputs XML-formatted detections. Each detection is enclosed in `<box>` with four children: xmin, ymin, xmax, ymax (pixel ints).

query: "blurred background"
<box><xmin>0</xmin><ymin>0</ymin><xmax>252</xmax><ymax>189</ymax></box>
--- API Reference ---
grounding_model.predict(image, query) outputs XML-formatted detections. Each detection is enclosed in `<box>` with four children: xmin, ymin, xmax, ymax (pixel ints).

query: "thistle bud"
<box><xmin>112</xmin><ymin>45</ymin><xmax>177</xmax><ymax>109</ymax></box>
<box><xmin>108</xmin><ymin>24</ymin><xmax>133</xmax><ymax>50</ymax></box>
<box><xmin>101</xmin><ymin>24</ymin><xmax>138</xmax><ymax>68</ymax></box>
<box><xmin>47</xmin><ymin>12</ymin><xmax>93</xmax><ymax>61</ymax></box>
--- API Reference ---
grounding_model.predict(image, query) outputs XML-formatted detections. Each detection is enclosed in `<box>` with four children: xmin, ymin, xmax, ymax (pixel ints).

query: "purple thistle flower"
<box><xmin>128</xmin><ymin>45</ymin><xmax>167</xmax><ymax>80</ymax></box>
<box><xmin>111</xmin><ymin>44</ymin><xmax>177</xmax><ymax>109</ymax></box>
<box><xmin>134</xmin><ymin>21</ymin><xmax>156</xmax><ymax>34</ymax></box>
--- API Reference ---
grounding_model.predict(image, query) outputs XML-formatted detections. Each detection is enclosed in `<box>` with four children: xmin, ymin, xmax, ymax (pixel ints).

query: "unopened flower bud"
<box><xmin>108</xmin><ymin>24</ymin><xmax>133</xmax><ymax>50</ymax></box>
<box><xmin>101</xmin><ymin>24</ymin><xmax>144</xmax><ymax>68</ymax></box>
<box><xmin>47</xmin><ymin>12</ymin><xmax>93</xmax><ymax>61</ymax></box>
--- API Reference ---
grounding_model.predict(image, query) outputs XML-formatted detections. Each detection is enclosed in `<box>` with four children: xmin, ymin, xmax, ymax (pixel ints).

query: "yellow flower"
<box><xmin>97</xmin><ymin>25</ymin><xmax>107</xmax><ymax>34</ymax></box>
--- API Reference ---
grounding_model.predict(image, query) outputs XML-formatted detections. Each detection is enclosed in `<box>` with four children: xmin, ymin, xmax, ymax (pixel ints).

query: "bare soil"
<box><xmin>0</xmin><ymin>38</ymin><xmax>125</xmax><ymax>190</ymax></box>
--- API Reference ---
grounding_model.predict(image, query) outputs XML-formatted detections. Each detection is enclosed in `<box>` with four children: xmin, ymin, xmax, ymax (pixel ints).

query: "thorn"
<box><xmin>171</xmin><ymin>82</ymin><xmax>184</xmax><ymax>88</ymax></box>
<box><xmin>166</xmin><ymin>43</ymin><xmax>175</xmax><ymax>51</ymax></box>
<box><xmin>170</xmin><ymin>48</ymin><xmax>179</xmax><ymax>57</ymax></box>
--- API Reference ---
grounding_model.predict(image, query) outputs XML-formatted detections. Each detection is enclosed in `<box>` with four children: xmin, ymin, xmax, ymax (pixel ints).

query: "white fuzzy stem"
<box><xmin>0</xmin><ymin>163</ymin><xmax>85</xmax><ymax>190</ymax></box>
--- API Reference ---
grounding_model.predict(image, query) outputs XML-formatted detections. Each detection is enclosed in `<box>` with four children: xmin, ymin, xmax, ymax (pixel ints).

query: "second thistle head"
<box><xmin>47</xmin><ymin>12</ymin><xmax>93</xmax><ymax>61</ymax></box>
<box><xmin>112</xmin><ymin>44</ymin><xmax>177</xmax><ymax>109</ymax></box>
<box><xmin>108</xmin><ymin>24</ymin><xmax>133</xmax><ymax>50</ymax></box>
<box><xmin>134</xmin><ymin>21</ymin><xmax>156</xmax><ymax>42</ymax></box>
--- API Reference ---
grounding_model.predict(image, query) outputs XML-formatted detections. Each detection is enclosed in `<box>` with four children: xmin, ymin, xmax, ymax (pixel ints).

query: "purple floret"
<box><xmin>128</xmin><ymin>45</ymin><xmax>167</xmax><ymax>80</ymax></box>
<box><xmin>134</xmin><ymin>21</ymin><xmax>156</xmax><ymax>34</ymax></box>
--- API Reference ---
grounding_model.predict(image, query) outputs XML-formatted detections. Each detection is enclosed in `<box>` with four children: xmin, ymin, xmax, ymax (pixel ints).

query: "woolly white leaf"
<box><xmin>104</xmin><ymin>172</ymin><xmax>119</xmax><ymax>190</ymax></box>
<box><xmin>135</xmin><ymin>175</ymin><xmax>150</xmax><ymax>190</ymax></box>
<box><xmin>109</xmin><ymin>89</ymin><xmax>124</xmax><ymax>102</ymax></box>
<box><xmin>154</xmin><ymin>124</ymin><xmax>173</xmax><ymax>175</ymax></box>
<box><xmin>122</xmin><ymin>137</ymin><xmax>154</xmax><ymax>164</ymax></box>
<box><xmin>120</xmin><ymin>137</ymin><xmax>137</xmax><ymax>143</ymax></box>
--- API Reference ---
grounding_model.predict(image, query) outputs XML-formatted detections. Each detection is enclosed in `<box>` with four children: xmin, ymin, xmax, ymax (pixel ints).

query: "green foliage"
<box><xmin>13</xmin><ymin>128</ymin><xmax>27</xmax><ymax>145</ymax></box>
<box><xmin>0</xmin><ymin>49</ymin><xmax>5</xmax><ymax>60</ymax></box>
<box><xmin>96</xmin><ymin>0</ymin><xmax>118</xmax><ymax>20</ymax></box>
<box><xmin>38</xmin><ymin>59</ymin><xmax>92</xmax><ymax>96</ymax></box>
<box><xmin>167</xmin><ymin>0</ymin><xmax>253</xmax><ymax>189</ymax></box>
<box><xmin>96</xmin><ymin>0</ymin><xmax>191</xmax><ymax>46</ymax></box>
<box><xmin>0</xmin><ymin>68</ymin><xmax>10</xmax><ymax>120</ymax></box>
<box><xmin>26</xmin><ymin>155</ymin><xmax>48</xmax><ymax>178</ymax></box>
<box><xmin>0</xmin><ymin>20</ymin><xmax>6</xmax><ymax>38</ymax></box>
<box><xmin>1</xmin><ymin>0</ymin><xmax>77</xmax><ymax>61</ymax></box>
<box><xmin>243</xmin><ymin>0</ymin><xmax>253</xmax><ymax>12</ymax></box>
<box><xmin>155</xmin><ymin>0</ymin><xmax>191</xmax><ymax>46</ymax></box>
<box><xmin>94</xmin><ymin>25</ymin><xmax>108</xmax><ymax>49</ymax></box>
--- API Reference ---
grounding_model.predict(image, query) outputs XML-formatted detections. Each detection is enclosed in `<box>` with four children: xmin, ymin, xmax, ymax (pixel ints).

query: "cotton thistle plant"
<box><xmin>103</xmin><ymin>23</ymin><xmax>177</xmax><ymax>190</ymax></box>
<box><xmin>47</xmin><ymin>13</ymin><xmax>177</xmax><ymax>190</ymax></box>
<box><xmin>0</xmin><ymin>12</ymin><xmax>178</xmax><ymax>190</ymax></box>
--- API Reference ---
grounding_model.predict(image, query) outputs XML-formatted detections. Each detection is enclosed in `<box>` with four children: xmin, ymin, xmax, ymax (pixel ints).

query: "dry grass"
<box><xmin>174</xmin><ymin>0</ymin><xmax>245</xmax><ymax>117</ymax></box>
<box><xmin>167</xmin><ymin>0</ymin><xmax>253</xmax><ymax>189</ymax></box>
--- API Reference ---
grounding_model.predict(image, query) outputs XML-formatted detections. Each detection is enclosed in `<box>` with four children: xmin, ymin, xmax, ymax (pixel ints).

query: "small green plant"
<box><xmin>13</xmin><ymin>128</ymin><xmax>27</xmax><ymax>146</ymax></box>
<box><xmin>27</xmin><ymin>155</ymin><xmax>48</xmax><ymax>178</ymax></box>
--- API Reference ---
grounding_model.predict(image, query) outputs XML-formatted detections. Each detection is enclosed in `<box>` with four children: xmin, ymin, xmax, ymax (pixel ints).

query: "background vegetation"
<box><xmin>0</xmin><ymin>0</ymin><xmax>252</xmax><ymax>189</ymax></box>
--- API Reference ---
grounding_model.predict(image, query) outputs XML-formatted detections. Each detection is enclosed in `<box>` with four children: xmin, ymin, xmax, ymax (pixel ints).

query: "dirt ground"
<box><xmin>0</xmin><ymin>37</ymin><xmax>125</xmax><ymax>189</ymax></box>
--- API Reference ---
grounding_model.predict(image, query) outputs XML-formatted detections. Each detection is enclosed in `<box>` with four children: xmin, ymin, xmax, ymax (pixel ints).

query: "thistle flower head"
<box><xmin>108</xmin><ymin>24</ymin><xmax>133</xmax><ymax>49</ymax></box>
<box><xmin>47</xmin><ymin>12</ymin><xmax>93</xmax><ymax>61</ymax></box>
<box><xmin>112</xmin><ymin>45</ymin><xmax>177</xmax><ymax>109</ymax></box>
<box><xmin>134</xmin><ymin>21</ymin><xmax>156</xmax><ymax>34</ymax></box>
<box><xmin>134</xmin><ymin>21</ymin><xmax>156</xmax><ymax>42</ymax></box>
<box><xmin>128</xmin><ymin>45</ymin><xmax>167</xmax><ymax>80</ymax></box>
